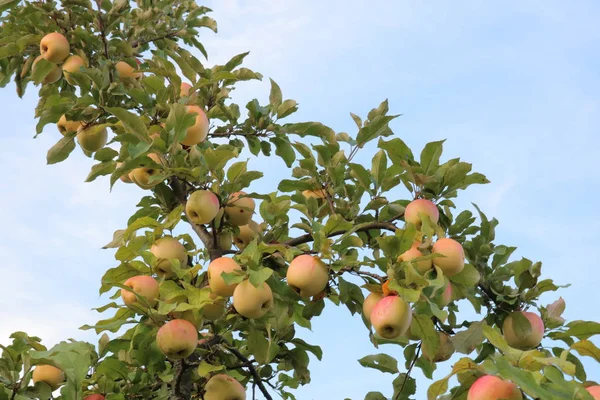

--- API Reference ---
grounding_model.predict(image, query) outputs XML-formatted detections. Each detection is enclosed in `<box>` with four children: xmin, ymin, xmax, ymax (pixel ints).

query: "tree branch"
<box><xmin>338</xmin><ymin>266</ymin><xmax>386</xmax><ymax>283</ymax></box>
<box><xmin>396</xmin><ymin>343</ymin><xmax>421</xmax><ymax>400</ymax></box>
<box><xmin>285</xmin><ymin>221</ymin><xmax>398</xmax><ymax>247</ymax></box>
<box><xmin>224</xmin><ymin>345</ymin><xmax>273</xmax><ymax>400</ymax></box>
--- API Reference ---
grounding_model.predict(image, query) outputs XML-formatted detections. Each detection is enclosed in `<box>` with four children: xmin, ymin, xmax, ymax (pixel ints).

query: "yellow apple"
<box><xmin>363</xmin><ymin>292</ymin><xmax>384</xmax><ymax>323</ymax></box>
<box><xmin>404</xmin><ymin>199</ymin><xmax>439</xmax><ymax>227</ymax></box>
<box><xmin>370</xmin><ymin>295</ymin><xmax>412</xmax><ymax>339</ymax></box>
<box><xmin>62</xmin><ymin>55</ymin><xmax>87</xmax><ymax>85</ymax></box>
<box><xmin>218</xmin><ymin>231</ymin><xmax>233</xmax><ymax>251</ymax></box>
<box><xmin>57</xmin><ymin>114</ymin><xmax>82</xmax><ymax>135</ymax></box>
<box><xmin>204</xmin><ymin>374</ymin><xmax>246</xmax><ymax>400</ymax></box>
<box><xmin>502</xmin><ymin>311</ymin><xmax>544</xmax><ymax>350</ymax></box>
<box><xmin>233</xmin><ymin>279</ymin><xmax>273</xmax><ymax>319</ymax></box>
<box><xmin>33</xmin><ymin>55</ymin><xmax>62</xmax><ymax>84</ymax></box>
<box><xmin>286</xmin><ymin>254</ymin><xmax>329</xmax><ymax>298</ymax></box>
<box><xmin>398</xmin><ymin>245</ymin><xmax>432</xmax><ymax>274</ymax></box>
<box><xmin>76</xmin><ymin>124</ymin><xmax>108</xmax><ymax>153</ymax></box>
<box><xmin>233</xmin><ymin>220</ymin><xmax>262</xmax><ymax>250</ymax></box>
<box><xmin>40</xmin><ymin>32</ymin><xmax>70</xmax><ymax>63</ymax></box>
<box><xmin>121</xmin><ymin>275</ymin><xmax>159</xmax><ymax>312</ymax></box>
<box><xmin>224</xmin><ymin>191</ymin><xmax>255</xmax><ymax>226</ymax></box>
<box><xmin>432</xmin><ymin>238</ymin><xmax>465</xmax><ymax>277</ymax></box>
<box><xmin>32</xmin><ymin>364</ymin><xmax>64</xmax><ymax>390</ymax></box>
<box><xmin>467</xmin><ymin>375</ymin><xmax>523</xmax><ymax>400</ymax></box>
<box><xmin>421</xmin><ymin>332</ymin><xmax>454</xmax><ymax>362</ymax></box>
<box><xmin>208</xmin><ymin>257</ymin><xmax>243</xmax><ymax>297</ymax></box>
<box><xmin>201</xmin><ymin>289</ymin><xmax>227</xmax><ymax>320</ymax></box>
<box><xmin>129</xmin><ymin>153</ymin><xmax>163</xmax><ymax>189</ymax></box>
<box><xmin>116</xmin><ymin>60</ymin><xmax>142</xmax><ymax>79</ymax></box>
<box><xmin>150</xmin><ymin>236</ymin><xmax>188</xmax><ymax>279</ymax></box>
<box><xmin>186</xmin><ymin>190</ymin><xmax>220</xmax><ymax>224</ymax></box>
<box><xmin>156</xmin><ymin>319</ymin><xmax>198</xmax><ymax>359</ymax></box>
<box><xmin>181</xmin><ymin>105</ymin><xmax>209</xmax><ymax>146</ymax></box>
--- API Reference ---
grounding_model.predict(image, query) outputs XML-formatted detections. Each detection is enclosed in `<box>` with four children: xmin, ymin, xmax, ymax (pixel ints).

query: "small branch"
<box><xmin>131</xmin><ymin>31</ymin><xmax>180</xmax><ymax>48</ymax></box>
<box><xmin>172</xmin><ymin>360</ymin><xmax>188</xmax><ymax>400</ymax></box>
<box><xmin>224</xmin><ymin>345</ymin><xmax>273</xmax><ymax>400</ymax></box>
<box><xmin>285</xmin><ymin>221</ymin><xmax>397</xmax><ymax>247</ymax></box>
<box><xmin>338</xmin><ymin>266</ymin><xmax>386</xmax><ymax>283</ymax></box>
<box><xmin>396</xmin><ymin>343</ymin><xmax>421</xmax><ymax>399</ymax></box>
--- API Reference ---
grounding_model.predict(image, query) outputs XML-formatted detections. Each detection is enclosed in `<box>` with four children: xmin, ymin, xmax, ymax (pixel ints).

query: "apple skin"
<box><xmin>57</xmin><ymin>115</ymin><xmax>82</xmax><ymax>135</ymax></box>
<box><xmin>233</xmin><ymin>220</ymin><xmax>262</xmax><ymax>250</ymax></box>
<box><xmin>467</xmin><ymin>375</ymin><xmax>523</xmax><ymax>400</ymax></box>
<box><xmin>218</xmin><ymin>231</ymin><xmax>233</xmax><ymax>250</ymax></box>
<box><xmin>150</xmin><ymin>236</ymin><xmax>188</xmax><ymax>279</ymax></box>
<box><xmin>180</xmin><ymin>82</ymin><xmax>198</xmax><ymax>103</ymax></box>
<box><xmin>404</xmin><ymin>199</ymin><xmax>439</xmax><ymax>227</ymax></box>
<box><xmin>233</xmin><ymin>280</ymin><xmax>273</xmax><ymax>319</ymax></box>
<box><xmin>181</xmin><ymin>105</ymin><xmax>209</xmax><ymax>146</ymax></box>
<box><xmin>370</xmin><ymin>295</ymin><xmax>412</xmax><ymax>339</ymax></box>
<box><xmin>208</xmin><ymin>257</ymin><xmax>243</xmax><ymax>297</ymax></box>
<box><xmin>434</xmin><ymin>283</ymin><xmax>453</xmax><ymax>308</ymax></box>
<box><xmin>502</xmin><ymin>311</ymin><xmax>544</xmax><ymax>350</ymax></box>
<box><xmin>40</xmin><ymin>32</ymin><xmax>70</xmax><ymax>63</ymax></box>
<box><xmin>156</xmin><ymin>319</ymin><xmax>198</xmax><ymax>360</ymax></box>
<box><xmin>129</xmin><ymin>153</ymin><xmax>163</xmax><ymax>189</ymax></box>
<box><xmin>116</xmin><ymin>60</ymin><xmax>142</xmax><ymax>79</ymax></box>
<box><xmin>363</xmin><ymin>292</ymin><xmax>384</xmax><ymax>323</ymax></box>
<box><xmin>76</xmin><ymin>125</ymin><xmax>108</xmax><ymax>153</ymax></box>
<box><xmin>398</xmin><ymin>245</ymin><xmax>432</xmax><ymax>274</ymax></box>
<box><xmin>84</xmin><ymin>395</ymin><xmax>105</xmax><ymax>400</ymax></box>
<box><xmin>225</xmin><ymin>191</ymin><xmax>255</xmax><ymax>226</ymax></box>
<box><xmin>432</xmin><ymin>238</ymin><xmax>465</xmax><ymax>277</ymax></box>
<box><xmin>204</xmin><ymin>374</ymin><xmax>246</xmax><ymax>400</ymax></box>
<box><xmin>121</xmin><ymin>275</ymin><xmax>159</xmax><ymax>312</ymax></box>
<box><xmin>201</xmin><ymin>290</ymin><xmax>227</xmax><ymax>320</ymax></box>
<box><xmin>32</xmin><ymin>365</ymin><xmax>64</xmax><ymax>390</ymax></box>
<box><xmin>422</xmin><ymin>332</ymin><xmax>455</xmax><ymax>362</ymax></box>
<box><xmin>62</xmin><ymin>55</ymin><xmax>87</xmax><ymax>85</ymax></box>
<box><xmin>286</xmin><ymin>254</ymin><xmax>329</xmax><ymax>298</ymax></box>
<box><xmin>33</xmin><ymin>55</ymin><xmax>62</xmax><ymax>84</ymax></box>
<box><xmin>587</xmin><ymin>386</ymin><xmax>600</xmax><ymax>400</ymax></box>
<box><xmin>186</xmin><ymin>190</ymin><xmax>220</xmax><ymax>224</ymax></box>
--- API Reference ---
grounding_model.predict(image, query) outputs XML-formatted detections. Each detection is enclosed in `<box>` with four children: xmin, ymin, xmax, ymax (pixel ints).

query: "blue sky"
<box><xmin>1</xmin><ymin>0</ymin><xmax>599</xmax><ymax>398</ymax></box>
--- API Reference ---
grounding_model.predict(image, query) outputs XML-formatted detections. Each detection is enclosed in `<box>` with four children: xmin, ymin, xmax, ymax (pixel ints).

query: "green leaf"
<box><xmin>451</xmin><ymin>321</ymin><xmax>484</xmax><ymax>354</ymax></box>
<box><xmin>271</xmin><ymin>137</ymin><xmax>296</xmax><ymax>167</ymax></box>
<box><xmin>277</xmin><ymin>99</ymin><xmax>298</xmax><ymax>118</ymax></box>
<box><xmin>571</xmin><ymin>340</ymin><xmax>600</xmax><ymax>362</ymax></box>
<box><xmin>227</xmin><ymin>161</ymin><xmax>247</xmax><ymax>182</ymax></box>
<box><xmin>86</xmin><ymin>161</ymin><xmax>116</xmax><ymax>182</ymax></box>
<box><xmin>248</xmin><ymin>268</ymin><xmax>273</xmax><ymax>286</ymax></box>
<box><xmin>378</xmin><ymin>137</ymin><xmax>414</xmax><ymax>164</ymax></box>
<box><xmin>323</xmin><ymin>215</ymin><xmax>353</xmax><ymax>237</ymax></box>
<box><xmin>420</xmin><ymin>140</ymin><xmax>445</xmax><ymax>175</ymax></box>
<box><xmin>197</xmin><ymin>361</ymin><xmax>224</xmax><ymax>377</ymax></box>
<box><xmin>47</xmin><ymin>135</ymin><xmax>76</xmax><ymax>165</ymax></box>
<box><xmin>411</xmin><ymin>314</ymin><xmax>439</xmax><ymax>350</ymax></box>
<box><xmin>356</xmin><ymin>115</ymin><xmax>397</xmax><ymax>147</ymax></box>
<box><xmin>371</xmin><ymin>149</ymin><xmax>387</xmax><ymax>189</ymax></box>
<box><xmin>358</xmin><ymin>353</ymin><xmax>398</xmax><ymax>374</ymax></box>
<box><xmin>269</xmin><ymin>78</ymin><xmax>282</xmax><ymax>109</ymax></box>
<box><xmin>551</xmin><ymin>321</ymin><xmax>600</xmax><ymax>340</ymax></box>
<box><xmin>365</xmin><ymin>392</ymin><xmax>386</xmax><ymax>400</ymax></box>
<box><xmin>349</xmin><ymin>163</ymin><xmax>373</xmax><ymax>193</ymax></box>
<box><xmin>511</xmin><ymin>311</ymin><xmax>533</xmax><ymax>340</ymax></box>
<box><xmin>106</xmin><ymin>107</ymin><xmax>149</xmax><ymax>142</ymax></box>
<box><xmin>451</xmin><ymin>264</ymin><xmax>481</xmax><ymax>287</ymax></box>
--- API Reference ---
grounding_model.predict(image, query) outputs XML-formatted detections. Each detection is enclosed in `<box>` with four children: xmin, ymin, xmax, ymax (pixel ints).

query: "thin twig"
<box><xmin>396</xmin><ymin>343</ymin><xmax>421</xmax><ymax>400</ymax></box>
<box><xmin>338</xmin><ymin>266</ymin><xmax>386</xmax><ymax>283</ymax></box>
<box><xmin>285</xmin><ymin>221</ymin><xmax>398</xmax><ymax>247</ymax></box>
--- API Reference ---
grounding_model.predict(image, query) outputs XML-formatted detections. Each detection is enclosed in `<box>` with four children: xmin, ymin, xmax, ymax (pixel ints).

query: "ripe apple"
<box><xmin>150</xmin><ymin>236</ymin><xmax>188</xmax><ymax>279</ymax></box>
<box><xmin>208</xmin><ymin>257</ymin><xmax>243</xmax><ymax>297</ymax></box>
<box><xmin>204</xmin><ymin>374</ymin><xmax>246</xmax><ymax>400</ymax></box>
<box><xmin>40</xmin><ymin>32</ymin><xmax>70</xmax><ymax>63</ymax></box>
<box><xmin>432</xmin><ymin>238</ymin><xmax>465</xmax><ymax>277</ymax></box>
<box><xmin>286</xmin><ymin>254</ymin><xmax>329</xmax><ymax>298</ymax></box>
<box><xmin>422</xmin><ymin>332</ymin><xmax>455</xmax><ymax>362</ymax></box>
<box><xmin>84</xmin><ymin>395</ymin><xmax>105</xmax><ymax>400</ymax></box>
<box><xmin>201</xmin><ymin>289</ymin><xmax>227</xmax><ymax>320</ymax></box>
<box><xmin>233</xmin><ymin>220</ymin><xmax>262</xmax><ymax>250</ymax></box>
<box><xmin>186</xmin><ymin>190</ymin><xmax>220</xmax><ymax>224</ymax></box>
<box><xmin>32</xmin><ymin>364</ymin><xmax>64</xmax><ymax>390</ymax></box>
<box><xmin>129</xmin><ymin>153</ymin><xmax>163</xmax><ymax>189</ymax></box>
<box><xmin>121</xmin><ymin>275</ymin><xmax>159</xmax><ymax>312</ymax></box>
<box><xmin>587</xmin><ymin>386</ymin><xmax>600</xmax><ymax>400</ymax></box>
<box><xmin>180</xmin><ymin>82</ymin><xmax>198</xmax><ymax>103</ymax></box>
<box><xmin>233</xmin><ymin>279</ymin><xmax>273</xmax><ymax>319</ymax></box>
<box><xmin>404</xmin><ymin>199</ymin><xmax>439</xmax><ymax>227</ymax></box>
<box><xmin>363</xmin><ymin>292</ymin><xmax>384</xmax><ymax>323</ymax></box>
<box><xmin>116</xmin><ymin>60</ymin><xmax>142</xmax><ymax>79</ymax></box>
<box><xmin>32</xmin><ymin>55</ymin><xmax>62</xmax><ymax>84</ymax></box>
<box><xmin>76</xmin><ymin>124</ymin><xmax>108</xmax><ymax>153</ymax></box>
<box><xmin>57</xmin><ymin>114</ymin><xmax>82</xmax><ymax>135</ymax></box>
<box><xmin>434</xmin><ymin>283</ymin><xmax>453</xmax><ymax>308</ymax></box>
<box><xmin>224</xmin><ymin>191</ymin><xmax>255</xmax><ymax>226</ymax></box>
<box><xmin>370</xmin><ymin>295</ymin><xmax>412</xmax><ymax>339</ymax></box>
<box><xmin>398</xmin><ymin>245</ymin><xmax>432</xmax><ymax>274</ymax></box>
<box><xmin>502</xmin><ymin>311</ymin><xmax>544</xmax><ymax>350</ymax></box>
<box><xmin>218</xmin><ymin>231</ymin><xmax>233</xmax><ymax>251</ymax></box>
<box><xmin>467</xmin><ymin>375</ymin><xmax>523</xmax><ymax>400</ymax></box>
<box><xmin>181</xmin><ymin>105</ymin><xmax>209</xmax><ymax>146</ymax></box>
<box><xmin>156</xmin><ymin>319</ymin><xmax>198</xmax><ymax>359</ymax></box>
<box><xmin>62</xmin><ymin>55</ymin><xmax>87</xmax><ymax>85</ymax></box>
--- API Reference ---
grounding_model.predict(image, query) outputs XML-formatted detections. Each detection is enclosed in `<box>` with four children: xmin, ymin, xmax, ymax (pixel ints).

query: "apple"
<box><xmin>129</xmin><ymin>153</ymin><xmax>163</xmax><ymax>189</ymax></box>
<box><xmin>218</xmin><ymin>231</ymin><xmax>233</xmax><ymax>251</ymax></box>
<box><xmin>286</xmin><ymin>254</ymin><xmax>329</xmax><ymax>297</ymax></box>
<box><xmin>116</xmin><ymin>162</ymin><xmax>132</xmax><ymax>183</ymax></box>
<box><xmin>363</xmin><ymin>292</ymin><xmax>384</xmax><ymax>323</ymax></box>
<box><xmin>432</xmin><ymin>238</ymin><xmax>465</xmax><ymax>277</ymax></box>
<box><xmin>57</xmin><ymin>114</ymin><xmax>82</xmax><ymax>135</ymax></box>
<box><xmin>302</xmin><ymin>188</ymin><xmax>329</xmax><ymax>199</ymax></box>
<box><xmin>502</xmin><ymin>311</ymin><xmax>544</xmax><ymax>350</ymax></box>
<box><xmin>180</xmin><ymin>82</ymin><xmax>198</xmax><ymax>103</ymax></box>
<box><xmin>370</xmin><ymin>295</ymin><xmax>412</xmax><ymax>339</ymax></box>
<box><xmin>404</xmin><ymin>199</ymin><xmax>439</xmax><ymax>227</ymax></box>
<box><xmin>76</xmin><ymin>124</ymin><xmax>108</xmax><ymax>153</ymax></box>
<box><xmin>233</xmin><ymin>220</ymin><xmax>262</xmax><ymax>250</ymax></box>
<box><xmin>32</xmin><ymin>364</ymin><xmax>64</xmax><ymax>390</ymax></box>
<box><xmin>181</xmin><ymin>105</ymin><xmax>209</xmax><ymax>146</ymax></box>
<box><xmin>116</xmin><ymin>60</ymin><xmax>142</xmax><ymax>79</ymax></box>
<box><xmin>150</xmin><ymin>236</ymin><xmax>188</xmax><ymax>279</ymax></box>
<box><xmin>434</xmin><ymin>282</ymin><xmax>453</xmax><ymax>308</ymax></box>
<box><xmin>204</xmin><ymin>374</ymin><xmax>246</xmax><ymax>400</ymax></box>
<box><xmin>84</xmin><ymin>395</ymin><xmax>105</xmax><ymax>400</ymax></box>
<box><xmin>201</xmin><ymin>289</ymin><xmax>227</xmax><ymax>320</ymax></box>
<box><xmin>208</xmin><ymin>257</ymin><xmax>243</xmax><ymax>297</ymax></box>
<box><xmin>62</xmin><ymin>55</ymin><xmax>87</xmax><ymax>85</ymax></box>
<box><xmin>32</xmin><ymin>55</ymin><xmax>62</xmax><ymax>84</ymax></box>
<box><xmin>186</xmin><ymin>190</ymin><xmax>220</xmax><ymax>224</ymax></box>
<box><xmin>467</xmin><ymin>375</ymin><xmax>523</xmax><ymax>400</ymax></box>
<box><xmin>156</xmin><ymin>319</ymin><xmax>198</xmax><ymax>360</ymax></box>
<box><xmin>121</xmin><ymin>275</ymin><xmax>159</xmax><ymax>312</ymax></box>
<box><xmin>422</xmin><ymin>332</ymin><xmax>455</xmax><ymax>362</ymax></box>
<box><xmin>40</xmin><ymin>32</ymin><xmax>70</xmax><ymax>63</ymax></box>
<box><xmin>233</xmin><ymin>279</ymin><xmax>273</xmax><ymax>319</ymax></box>
<box><xmin>224</xmin><ymin>191</ymin><xmax>255</xmax><ymax>226</ymax></box>
<box><xmin>398</xmin><ymin>245</ymin><xmax>432</xmax><ymax>274</ymax></box>
<box><xmin>587</xmin><ymin>386</ymin><xmax>600</xmax><ymax>400</ymax></box>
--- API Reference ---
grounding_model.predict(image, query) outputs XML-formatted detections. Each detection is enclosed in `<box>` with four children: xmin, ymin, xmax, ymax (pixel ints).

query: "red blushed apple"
<box><xmin>207</xmin><ymin>257</ymin><xmax>243</xmax><ymax>297</ymax></box>
<box><xmin>370</xmin><ymin>295</ymin><xmax>412</xmax><ymax>339</ymax></box>
<box><xmin>432</xmin><ymin>237</ymin><xmax>465</xmax><ymax>277</ymax></box>
<box><xmin>121</xmin><ymin>275</ymin><xmax>159</xmax><ymax>312</ymax></box>
<box><xmin>404</xmin><ymin>199</ymin><xmax>439</xmax><ymax>227</ymax></box>
<box><xmin>467</xmin><ymin>375</ymin><xmax>523</xmax><ymax>400</ymax></box>
<box><xmin>586</xmin><ymin>386</ymin><xmax>600</xmax><ymax>400</ymax></box>
<box><xmin>84</xmin><ymin>395</ymin><xmax>105</xmax><ymax>400</ymax></box>
<box><xmin>286</xmin><ymin>254</ymin><xmax>329</xmax><ymax>298</ymax></box>
<box><xmin>435</xmin><ymin>283</ymin><xmax>453</xmax><ymax>308</ymax></box>
<box><xmin>502</xmin><ymin>311</ymin><xmax>544</xmax><ymax>350</ymax></box>
<box><xmin>398</xmin><ymin>245</ymin><xmax>433</xmax><ymax>274</ymax></box>
<box><xmin>156</xmin><ymin>319</ymin><xmax>198</xmax><ymax>360</ymax></box>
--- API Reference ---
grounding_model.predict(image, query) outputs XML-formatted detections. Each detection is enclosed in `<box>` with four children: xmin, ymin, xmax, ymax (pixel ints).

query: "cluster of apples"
<box><xmin>468</xmin><ymin>375</ymin><xmax>600</xmax><ymax>399</ymax></box>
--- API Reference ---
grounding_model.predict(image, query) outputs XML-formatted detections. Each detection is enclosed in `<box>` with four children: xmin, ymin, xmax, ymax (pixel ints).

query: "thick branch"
<box><xmin>285</xmin><ymin>221</ymin><xmax>398</xmax><ymax>247</ymax></box>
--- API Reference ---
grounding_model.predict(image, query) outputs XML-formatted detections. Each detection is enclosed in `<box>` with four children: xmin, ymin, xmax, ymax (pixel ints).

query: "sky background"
<box><xmin>1</xmin><ymin>0</ymin><xmax>600</xmax><ymax>399</ymax></box>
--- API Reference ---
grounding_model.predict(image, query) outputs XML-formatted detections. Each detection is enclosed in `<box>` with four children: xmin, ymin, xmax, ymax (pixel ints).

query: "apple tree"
<box><xmin>1</xmin><ymin>1</ymin><xmax>600</xmax><ymax>399</ymax></box>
